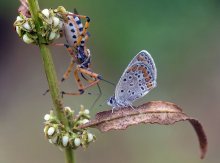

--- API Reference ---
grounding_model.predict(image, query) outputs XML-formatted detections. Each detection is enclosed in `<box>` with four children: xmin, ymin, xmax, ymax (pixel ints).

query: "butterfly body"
<box><xmin>107</xmin><ymin>50</ymin><xmax>157</xmax><ymax>109</ymax></box>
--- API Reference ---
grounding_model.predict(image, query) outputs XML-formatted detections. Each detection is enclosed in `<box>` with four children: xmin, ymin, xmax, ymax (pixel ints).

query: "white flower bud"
<box><xmin>22</xmin><ymin>22</ymin><xmax>31</xmax><ymax>30</ymax></box>
<box><xmin>16</xmin><ymin>26</ymin><xmax>21</xmax><ymax>36</ymax></box>
<box><xmin>87</xmin><ymin>133</ymin><xmax>93</xmax><ymax>142</ymax></box>
<box><xmin>44</xmin><ymin>114</ymin><xmax>50</xmax><ymax>121</ymax></box>
<box><xmin>51</xmin><ymin>136</ymin><xmax>58</xmax><ymax>144</ymax></box>
<box><xmin>58</xmin><ymin>21</ymin><xmax>63</xmax><ymax>29</ymax></box>
<box><xmin>43</xmin><ymin>126</ymin><xmax>47</xmax><ymax>133</ymax></box>
<box><xmin>74</xmin><ymin>138</ymin><xmax>81</xmax><ymax>147</ymax></box>
<box><xmin>49</xmin><ymin>31</ymin><xmax>56</xmax><ymax>40</ymax></box>
<box><xmin>62</xmin><ymin>135</ymin><xmax>69</xmax><ymax>146</ymax></box>
<box><xmin>52</xmin><ymin>17</ymin><xmax>60</xmax><ymax>27</ymax></box>
<box><xmin>47</xmin><ymin>127</ymin><xmax>55</xmax><ymax>136</ymax></box>
<box><xmin>81</xmin><ymin>119</ymin><xmax>89</xmax><ymax>124</ymax></box>
<box><xmin>64</xmin><ymin>106</ymin><xmax>71</xmax><ymax>112</ymax></box>
<box><xmin>42</xmin><ymin>9</ymin><xmax>50</xmax><ymax>18</ymax></box>
<box><xmin>84</xmin><ymin>109</ymin><xmax>90</xmax><ymax>115</ymax></box>
<box><xmin>16</xmin><ymin>16</ymin><xmax>23</xmax><ymax>21</ymax></box>
<box><xmin>48</xmin><ymin>139</ymin><xmax>53</xmax><ymax>144</ymax></box>
<box><xmin>23</xmin><ymin>34</ymin><xmax>34</xmax><ymax>44</ymax></box>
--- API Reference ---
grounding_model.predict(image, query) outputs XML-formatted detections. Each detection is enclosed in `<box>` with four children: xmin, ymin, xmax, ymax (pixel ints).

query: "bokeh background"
<box><xmin>0</xmin><ymin>0</ymin><xmax>220</xmax><ymax>163</ymax></box>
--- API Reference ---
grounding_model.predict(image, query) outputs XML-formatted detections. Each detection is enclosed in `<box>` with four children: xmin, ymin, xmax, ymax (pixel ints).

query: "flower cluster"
<box><xmin>14</xmin><ymin>7</ymin><xmax>64</xmax><ymax>44</ymax></box>
<box><xmin>43</xmin><ymin>105</ymin><xmax>95</xmax><ymax>150</ymax></box>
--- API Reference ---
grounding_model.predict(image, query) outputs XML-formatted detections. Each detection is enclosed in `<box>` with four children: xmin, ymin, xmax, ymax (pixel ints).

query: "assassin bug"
<box><xmin>52</xmin><ymin>7</ymin><xmax>102</xmax><ymax>96</ymax></box>
<box><xmin>44</xmin><ymin>7</ymin><xmax>114</xmax><ymax>104</ymax></box>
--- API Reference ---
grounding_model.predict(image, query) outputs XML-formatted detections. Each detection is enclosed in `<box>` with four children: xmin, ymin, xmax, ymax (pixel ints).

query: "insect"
<box><xmin>107</xmin><ymin>50</ymin><xmax>157</xmax><ymax>110</ymax></box>
<box><xmin>45</xmin><ymin>7</ymin><xmax>114</xmax><ymax>108</ymax></box>
<box><xmin>48</xmin><ymin>8</ymin><xmax>103</xmax><ymax>96</ymax></box>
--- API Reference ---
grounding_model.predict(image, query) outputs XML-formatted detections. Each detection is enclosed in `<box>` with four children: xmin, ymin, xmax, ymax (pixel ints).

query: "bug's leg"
<box><xmin>76</xmin><ymin>15</ymin><xmax>90</xmax><ymax>47</ymax></box>
<box><xmin>77</xmin><ymin>67</ymin><xmax>102</xmax><ymax>88</ymax></box>
<box><xmin>61</xmin><ymin>69</ymin><xmax>85</xmax><ymax>96</ymax></box>
<box><xmin>61</xmin><ymin>61</ymin><xmax>74</xmax><ymax>83</ymax></box>
<box><xmin>89</xmin><ymin>83</ymin><xmax>102</xmax><ymax>110</ymax></box>
<box><xmin>78</xmin><ymin>67</ymin><xmax>101</xmax><ymax>81</ymax></box>
<box><xmin>62</xmin><ymin>67</ymin><xmax>101</xmax><ymax>96</ymax></box>
<box><xmin>43</xmin><ymin>61</ymin><xmax>75</xmax><ymax>95</ymax></box>
<box><xmin>43</xmin><ymin>43</ymin><xmax>77</xmax><ymax>95</ymax></box>
<box><xmin>50</xmin><ymin>43</ymin><xmax>77</xmax><ymax>59</ymax></box>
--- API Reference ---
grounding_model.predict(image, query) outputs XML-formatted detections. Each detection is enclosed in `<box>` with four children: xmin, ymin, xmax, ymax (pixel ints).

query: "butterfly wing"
<box><xmin>127</xmin><ymin>50</ymin><xmax>157</xmax><ymax>76</ymax></box>
<box><xmin>114</xmin><ymin>50</ymin><xmax>157</xmax><ymax>105</ymax></box>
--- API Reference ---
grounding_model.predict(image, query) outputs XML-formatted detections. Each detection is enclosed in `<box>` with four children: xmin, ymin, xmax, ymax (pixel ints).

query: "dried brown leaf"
<box><xmin>79</xmin><ymin>101</ymin><xmax>207</xmax><ymax>159</ymax></box>
<box><xmin>18</xmin><ymin>0</ymin><xmax>31</xmax><ymax>17</ymax></box>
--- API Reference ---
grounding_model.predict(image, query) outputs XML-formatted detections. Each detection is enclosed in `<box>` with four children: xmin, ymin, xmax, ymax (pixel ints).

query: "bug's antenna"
<box><xmin>81</xmin><ymin>72</ymin><xmax>115</xmax><ymax>86</ymax></box>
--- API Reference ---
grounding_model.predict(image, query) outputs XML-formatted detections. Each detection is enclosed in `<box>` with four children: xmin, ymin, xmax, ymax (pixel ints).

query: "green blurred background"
<box><xmin>0</xmin><ymin>0</ymin><xmax>220</xmax><ymax>162</ymax></box>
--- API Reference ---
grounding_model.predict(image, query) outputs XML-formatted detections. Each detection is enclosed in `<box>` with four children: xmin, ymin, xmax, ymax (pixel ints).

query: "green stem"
<box><xmin>27</xmin><ymin>0</ymin><xmax>74</xmax><ymax>163</ymax></box>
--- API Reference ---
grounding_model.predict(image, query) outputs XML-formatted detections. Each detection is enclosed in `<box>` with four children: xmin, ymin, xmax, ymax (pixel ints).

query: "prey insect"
<box><xmin>107</xmin><ymin>50</ymin><xmax>157</xmax><ymax>112</ymax></box>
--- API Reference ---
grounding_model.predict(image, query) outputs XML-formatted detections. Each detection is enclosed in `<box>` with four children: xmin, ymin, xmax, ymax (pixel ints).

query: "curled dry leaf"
<box><xmin>79</xmin><ymin>101</ymin><xmax>207</xmax><ymax>159</ymax></box>
<box><xmin>18</xmin><ymin>0</ymin><xmax>31</xmax><ymax>17</ymax></box>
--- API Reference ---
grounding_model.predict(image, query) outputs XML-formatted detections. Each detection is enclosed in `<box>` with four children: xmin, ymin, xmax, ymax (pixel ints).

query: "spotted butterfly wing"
<box><xmin>114</xmin><ymin>50</ymin><xmax>157</xmax><ymax>106</ymax></box>
<box><xmin>127</xmin><ymin>50</ymin><xmax>157</xmax><ymax>77</ymax></box>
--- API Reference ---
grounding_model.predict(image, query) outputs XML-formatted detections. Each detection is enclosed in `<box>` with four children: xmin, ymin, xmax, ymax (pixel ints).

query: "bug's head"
<box><xmin>107</xmin><ymin>96</ymin><xmax>117</xmax><ymax>107</ymax></box>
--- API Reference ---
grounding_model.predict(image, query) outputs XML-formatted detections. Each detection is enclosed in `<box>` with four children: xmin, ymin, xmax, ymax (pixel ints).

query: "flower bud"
<box><xmin>64</xmin><ymin>106</ymin><xmax>71</xmax><ymax>112</ymax></box>
<box><xmin>74</xmin><ymin>138</ymin><xmax>81</xmax><ymax>147</ymax></box>
<box><xmin>42</xmin><ymin>9</ymin><xmax>50</xmax><ymax>18</ymax></box>
<box><xmin>84</xmin><ymin>109</ymin><xmax>90</xmax><ymax>115</ymax></box>
<box><xmin>23</xmin><ymin>34</ymin><xmax>34</xmax><ymax>44</ymax></box>
<box><xmin>44</xmin><ymin>114</ymin><xmax>50</xmax><ymax>121</ymax></box>
<box><xmin>52</xmin><ymin>17</ymin><xmax>60</xmax><ymax>27</ymax></box>
<box><xmin>43</xmin><ymin>126</ymin><xmax>47</xmax><ymax>134</ymax></box>
<box><xmin>81</xmin><ymin>119</ymin><xmax>89</xmax><ymax>124</ymax></box>
<box><xmin>87</xmin><ymin>133</ymin><xmax>93</xmax><ymax>142</ymax></box>
<box><xmin>49</xmin><ymin>31</ymin><xmax>56</xmax><ymax>40</ymax></box>
<box><xmin>48</xmin><ymin>139</ymin><xmax>53</xmax><ymax>144</ymax></box>
<box><xmin>51</xmin><ymin>136</ymin><xmax>58</xmax><ymax>144</ymax></box>
<box><xmin>16</xmin><ymin>16</ymin><xmax>23</xmax><ymax>21</ymax></box>
<box><xmin>22</xmin><ymin>22</ymin><xmax>31</xmax><ymax>30</ymax></box>
<box><xmin>62</xmin><ymin>135</ymin><xmax>69</xmax><ymax>146</ymax></box>
<box><xmin>16</xmin><ymin>26</ymin><xmax>21</xmax><ymax>36</ymax></box>
<box><xmin>47</xmin><ymin>127</ymin><xmax>55</xmax><ymax>136</ymax></box>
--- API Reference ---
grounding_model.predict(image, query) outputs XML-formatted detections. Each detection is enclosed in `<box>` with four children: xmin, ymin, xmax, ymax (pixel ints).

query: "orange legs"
<box><xmin>62</xmin><ymin>66</ymin><xmax>101</xmax><ymax>96</ymax></box>
<box><xmin>65</xmin><ymin>13</ymin><xmax>90</xmax><ymax>47</ymax></box>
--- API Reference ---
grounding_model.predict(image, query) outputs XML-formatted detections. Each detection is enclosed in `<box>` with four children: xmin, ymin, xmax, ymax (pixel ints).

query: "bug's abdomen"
<box><xmin>63</xmin><ymin>15</ymin><xmax>83</xmax><ymax>47</ymax></box>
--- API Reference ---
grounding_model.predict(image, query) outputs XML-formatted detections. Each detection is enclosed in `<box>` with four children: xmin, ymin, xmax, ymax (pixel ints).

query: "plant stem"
<box><xmin>27</xmin><ymin>0</ymin><xmax>74</xmax><ymax>163</ymax></box>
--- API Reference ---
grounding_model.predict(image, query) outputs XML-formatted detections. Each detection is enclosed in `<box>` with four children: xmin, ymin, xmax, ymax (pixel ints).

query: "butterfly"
<box><xmin>107</xmin><ymin>50</ymin><xmax>157</xmax><ymax>110</ymax></box>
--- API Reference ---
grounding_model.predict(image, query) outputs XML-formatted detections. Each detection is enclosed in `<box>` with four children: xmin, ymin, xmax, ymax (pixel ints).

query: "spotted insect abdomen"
<box><xmin>63</xmin><ymin>15</ymin><xmax>83</xmax><ymax>46</ymax></box>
